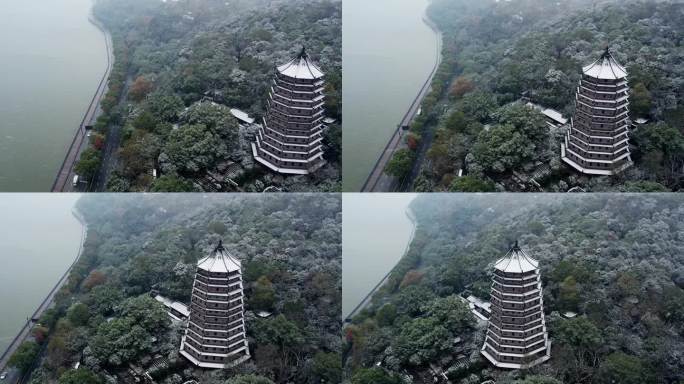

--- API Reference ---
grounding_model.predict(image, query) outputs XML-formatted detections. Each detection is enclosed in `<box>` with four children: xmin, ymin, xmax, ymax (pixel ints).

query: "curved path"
<box><xmin>51</xmin><ymin>16</ymin><xmax>113</xmax><ymax>192</ymax></box>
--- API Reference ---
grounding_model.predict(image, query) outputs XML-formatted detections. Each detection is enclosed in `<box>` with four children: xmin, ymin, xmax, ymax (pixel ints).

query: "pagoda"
<box><xmin>251</xmin><ymin>47</ymin><xmax>326</xmax><ymax>175</ymax></box>
<box><xmin>179</xmin><ymin>241</ymin><xmax>250</xmax><ymax>368</ymax></box>
<box><xmin>561</xmin><ymin>47</ymin><xmax>632</xmax><ymax>175</ymax></box>
<box><xmin>481</xmin><ymin>241</ymin><xmax>551</xmax><ymax>369</ymax></box>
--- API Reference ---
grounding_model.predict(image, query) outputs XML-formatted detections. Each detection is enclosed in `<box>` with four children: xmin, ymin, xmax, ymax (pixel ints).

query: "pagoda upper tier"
<box><xmin>481</xmin><ymin>241</ymin><xmax>551</xmax><ymax>369</ymax></box>
<box><xmin>179</xmin><ymin>241</ymin><xmax>250</xmax><ymax>369</ymax></box>
<box><xmin>561</xmin><ymin>47</ymin><xmax>633</xmax><ymax>175</ymax></box>
<box><xmin>251</xmin><ymin>47</ymin><xmax>327</xmax><ymax>175</ymax></box>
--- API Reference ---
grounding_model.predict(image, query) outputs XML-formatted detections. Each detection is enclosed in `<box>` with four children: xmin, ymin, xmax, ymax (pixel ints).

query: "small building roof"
<box><xmin>230</xmin><ymin>108</ymin><xmax>255</xmax><ymax>124</ymax></box>
<box><xmin>583</xmin><ymin>47</ymin><xmax>627</xmax><ymax>80</ymax></box>
<box><xmin>493</xmin><ymin>241</ymin><xmax>539</xmax><ymax>273</ymax></box>
<box><xmin>634</xmin><ymin>118</ymin><xmax>649</xmax><ymax>124</ymax></box>
<box><xmin>542</xmin><ymin>108</ymin><xmax>568</xmax><ymax>125</ymax></box>
<box><xmin>277</xmin><ymin>47</ymin><xmax>324</xmax><ymax>80</ymax></box>
<box><xmin>197</xmin><ymin>240</ymin><xmax>241</xmax><ymax>273</ymax></box>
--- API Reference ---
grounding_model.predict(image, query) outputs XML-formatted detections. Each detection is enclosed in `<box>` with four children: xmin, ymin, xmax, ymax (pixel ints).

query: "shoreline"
<box><xmin>0</xmin><ymin>209</ymin><xmax>87</xmax><ymax>374</ymax></box>
<box><xmin>50</xmin><ymin>10</ymin><xmax>114</xmax><ymax>192</ymax></box>
<box><xmin>344</xmin><ymin>206</ymin><xmax>417</xmax><ymax>321</ymax></box>
<box><xmin>360</xmin><ymin>6</ymin><xmax>443</xmax><ymax>192</ymax></box>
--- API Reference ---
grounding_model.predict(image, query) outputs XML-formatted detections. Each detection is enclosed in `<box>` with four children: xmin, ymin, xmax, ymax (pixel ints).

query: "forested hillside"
<box><xmin>403</xmin><ymin>0</ymin><xmax>683</xmax><ymax>193</ymax></box>
<box><xmin>76</xmin><ymin>0</ymin><xmax>341</xmax><ymax>192</ymax></box>
<box><xmin>14</xmin><ymin>194</ymin><xmax>341</xmax><ymax>384</ymax></box>
<box><xmin>344</xmin><ymin>194</ymin><xmax>684</xmax><ymax>384</ymax></box>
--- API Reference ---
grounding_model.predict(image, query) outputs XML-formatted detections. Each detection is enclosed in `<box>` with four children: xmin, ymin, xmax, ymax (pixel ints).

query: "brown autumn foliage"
<box><xmin>449</xmin><ymin>76</ymin><xmax>475</xmax><ymax>99</ymax></box>
<box><xmin>406</xmin><ymin>133</ymin><xmax>420</xmax><ymax>151</ymax></box>
<box><xmin>129</xmin><ymin>76</ymin><xmax>154</xmax><ymax>102</ymax></box>
<box><xmin>400</xmin><ymin>269</ymin><xmax>425</xmax><ymax>288</ymax></box>
<box><xmin>82</xmin><ymin>270</ymin><xmax>107</xmax><ymax>291</ymax></box>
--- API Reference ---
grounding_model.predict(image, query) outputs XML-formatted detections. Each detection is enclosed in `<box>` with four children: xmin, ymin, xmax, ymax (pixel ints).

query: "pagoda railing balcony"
<box><xmin>194</xmin><ymin>280</ymin><xmax>242</xmax><ymax>294</ymax></box>
<box><xmin>268</xmin><ymin>100</ymin><xmax>325</xmax><ymax>119</ymax></box>
<box><xmin>184</xmin><ymin>337</ymin><xmax>246</xmax><ymax>355</ymax></box>
<box><xmin>266</xmin><ymin>113</ymin><xmax>324</xmax><ymax>129</ymax></box>
<box><xmin>197</xmin><ymin>269</ymin><xmax>240</xmax><ymax>279</ymax></box>
<box><xmin>566</xmin><ymin>141</ymin><xmax>629</xmax><ymax>160</ymax></box>
<box><xmin>563</xmin><ymin>147</ymin><xmax>632</xmax><ymax>168</ymax></box>
<box><xmin>272</xmin><ymin>90</ymin><xmax>324</xmax><ymax>106</ymax></box>
<box><xmin>491</xmin><ymin>297</ymin><xmax>541</xmax><ymax>310</ymax></box>
<box><xmin>263</xmin><ymin>123</ymin><xmax>324</xmax><ymax>139</ymax></box>
<box><xmin>272</xmin><ymin>79</ymin><xmax>325</xmax><ymax>93</ymax></box>
<box><xmin>487</xmin><ymin>321</ymin><xmax>544</xmax><ymax>337</ymax></box>
<box><xmin>567</xmin><ymin>137</ymin><xmax>629</xmax><ymax>155</ymax></box>
<box><xmin>484</xmin><ymin>336</ymin><xmax>546</xmax><ymax>355</ymax></box>
<box><xmin>490</xmin><ymin>287</ymin><xmax>540</xmax><ymax>301</ymax></box>
<box><xmin>491</xmin><ymin>281</ymin><xmax>540</xmax><ymax>294</ymax></box>
<box><xmin>260</xmin><ymin>131</ymin><xmax>323</xmax><ymax>152</ymax></box>
<box><xmin>256</xmin><ymin>136</ymin><xmax>323</xmax><ymax>160</ymax></box>
<box><xmin>261</xmin><ymin>126</ymin><xmax>323</xmax><ymax>145</ymax></box>
<box><xmin>486</xmin><ymin>331</ymin><xmax>545</xmax><ymax>348</ymax></box>
<box><xmin>194</xmin><ymin>274</ymin><xmax>241</xmax><ymax>286</ymax></box>
<box><xmin>492</xmin><ymin>275</ymin><xmax>539</xmax><ymax>287</ymax></box>
<box><xmin>491</xmin><ymin>303</ymin><xmax>543</xmax><ymax>317</ymax></box>
<box><xmin>254</xmin><ymin>147</ymin><xmax>324</xmax><ymax>170</ymax></box>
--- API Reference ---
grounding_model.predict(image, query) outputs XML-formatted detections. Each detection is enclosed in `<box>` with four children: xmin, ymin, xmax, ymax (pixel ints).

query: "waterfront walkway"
<box><xmin>51</xmin><ymin>17</ymin><xmax>113</xmax><ymax>192</ymax></box>
<box><xmin>361</xmin><ymin>16</ymin><xmax>442</xmax><ymax>192</ymax></box>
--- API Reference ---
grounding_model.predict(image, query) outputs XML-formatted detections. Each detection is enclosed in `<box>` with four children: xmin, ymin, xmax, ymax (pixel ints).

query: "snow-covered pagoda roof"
<box><xmin>582</xmin><ymin>47</ymin><xmax>627</xmax><ymax>80</ymax></box>
<box><xmin>197</xmin><ymin>240</ymin><xmax>241</xmax><ymax>273</ymax></box>
<box><xmin>277</xmin><ymin>47</ymin><xmax>324</xmax><ymax>80</ymax></box>
<box><xmin>493</xmin><ymin>241</ymin><xmax>539</xmax><ymax>273</ymax></box>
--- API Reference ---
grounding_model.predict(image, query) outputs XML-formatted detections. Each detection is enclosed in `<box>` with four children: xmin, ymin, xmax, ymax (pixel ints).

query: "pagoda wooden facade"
<box><xmin>561</xmin><ymin>47</ymin><xmax>632</xmax><ymax>175</ymax></box>
<box><xmin>251</xmin><ymin>47</ymin><xmax>326</xmax><ymax>175</ymax></box>
<box><xmin>179</xmin><ymin>241</ymin><xmax>250</xmax><ymax>369</ymax></box>
<box><xmin>481</xmin><ymin>242</ymin><xmax>550</xmax><ymax>369</ymax></box>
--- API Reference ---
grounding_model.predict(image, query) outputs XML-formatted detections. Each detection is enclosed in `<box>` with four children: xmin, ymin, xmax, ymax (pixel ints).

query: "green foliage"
<box><xmin>120</xmin><ymin>295</ymin><xmax>170</xmax><ymax>333</ymax></box>
<box><xmin>58</xmin><ymin>368</ymin><xmax>103</xmax><ymax>384</ymax></box>
<box><xmin>224</xmin><ymin>374</ymin><xmax>275</xmax><ymax>384</ymax></box>
<box><xmin>598</xmin><ymin>352</ymin><xmax>653</xmax><ymax>384</ymax></box>
<box><xmin>630</xmin><ymin>82</ymin><xmax>652</xmax><ymax>117</ymax></box>
<box><xmin>66</xmin><ymin>302</ymin><xmax>90</xmax><ymax>326</ymax></box>
<box><xmin>311</xmin><ymin>352</ymin><xmax>342</xmax><ymax>383</ymax></box>
<box><xmin>89</xmin><ymin>317</ymin><xmax>152</xmax><ymax>366</ymax></box>
<box><xmin>252</xmin><ymin>314</ymin><xmax>305</xmax><ymax>347</ymax></box>
<box><xmin>251</xmin><ymin>276</ymin><xmax>276</xmax><ymax>311</ymax></box>
<box><xmin>351</xmin><ymin>368</ymin><xmax>402</xmax><ymax>384</ymax></box>
<box><xmin>8</xmin><ymin>341</ymin><xmax>40</xmax><ymax>373</ymax></box>
<box><xmin>375</xmin><ymin>304</ymin><xmax>398</xmax><ymax>327</ymax></box>
<box><xmin>208</xmin><ymin>221</ymin><xmax>227</xmax><ymax>235</ymax></box>
<box><xmin>392</xmin><ymin>317</ymin><xmax>451</xmax><ymax>365</ymax></box>
<box><xmin>449</xmin><ymin>175</ymin><xmax>496</xmax><ymax>192</ymax></box>
<box><xmin>385</xmin><ymin>148</ymin><xmax>415</xmax><ymax>179</ymax></box>
<box><xmin>150</xmin><ymin>175</ymin><xmax>194</xmax><ymax>192</ymax></box>
<box><xmin>420</xmin><ymin>295</ymin><xmax>474</xmax><ymax>333</ymax></box>
<box><xmin>74</xmin><ymin>148</ymin><xmax>102</xmax><ymax>180</ymax></box>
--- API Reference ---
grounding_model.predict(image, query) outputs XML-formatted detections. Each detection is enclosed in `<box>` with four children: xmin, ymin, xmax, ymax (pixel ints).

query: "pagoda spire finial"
<box><xmin>298</xmin><ymin>45</ymin><xmax>308</xmax><ymax>59</ymax></box>
<box><xmin>512</xmin><ymin>239</ymin><xmax>520</xmax><ymax>251</ymax></box>
<box><xmin>602</xmin><ymin>45</ymin><xmax>611</xmax><ymax>59</ymax></box>
<box><xmin>214</xmin><ymin>239</ymin><xmax>224</xmax><ymax>253</ymax></box>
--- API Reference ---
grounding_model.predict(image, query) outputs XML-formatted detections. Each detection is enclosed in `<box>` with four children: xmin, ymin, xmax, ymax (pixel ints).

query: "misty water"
<box><xmin>343</xmin><ymin>194</ymin><xmax>417</xmax><ymax>318</ymax></box>
<box><xmin>0</xmin><ymin>0</ymin><xmax>107</xmax><ymax>191</ymax></box>
<box><xmin>342</xmin><ymin>0</ymin><xmax>439</xmax><ymax>191</ymax></box>
<box><xmin>0</xmin><ymin>194</ymin><xmax>83</xmax><ymax>354</ymax></box>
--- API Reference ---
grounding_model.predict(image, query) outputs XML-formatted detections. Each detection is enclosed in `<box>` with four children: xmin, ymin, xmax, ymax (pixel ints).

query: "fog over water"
<box><xmin>343</xmin><ymin>193</ymin><xmax>417</xmax><ymax>318</ymax></box>
<box><xmin>342</xmin><ymin>0</ymin><xmax>439</xmax><ymax>191</ymax></box>
<box><xmin>0</xmin><ymin>194</ymin><xmax>83</xmax><ymax>353</ymax></box>
<box><xmin>0</xmin><ymin>0</ymin><xmax>107</xmax><ymax>191</ymax></box>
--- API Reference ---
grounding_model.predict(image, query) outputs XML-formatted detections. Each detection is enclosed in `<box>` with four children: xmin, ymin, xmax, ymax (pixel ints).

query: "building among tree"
<box><xmin>251</xmin><ymin>47</ymin><xmax>327</xmax><ymax>175</ymax></box>
<box><xmin>179</xmin><ymin>241</ymin><xmax>250</xmax><ymax>368</ymax></box>
<box><xmin>561</xmin><ymin>47</ymin><xmax>633</xmax><ymax>175</ymax></box>
<box><xmin>481</xmin><ymin>241</ymin><xmax>551</xmax><ymax>369</ymax></box>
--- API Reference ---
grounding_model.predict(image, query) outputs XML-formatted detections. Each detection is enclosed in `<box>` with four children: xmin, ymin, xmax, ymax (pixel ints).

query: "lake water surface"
<box><xmin>342</xmin><ymin>193</ymin><xmax>417</xmax><ymax>318</ymax></box>
<box><xmin>0</xmin><ymin>0</ymin><xmax>107</xmax><ymax>191</ymax></box>
<box><xmin>0</xmin><ymin>194</ymin><xmax>83</xmax><ymax>354</ymax></box>
<box><xmin>342</xmin><ymin>0</ymin><xmax>439</xmax><ymax>191</ymax></box>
